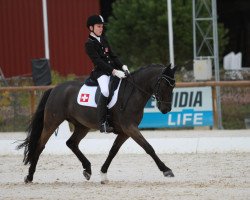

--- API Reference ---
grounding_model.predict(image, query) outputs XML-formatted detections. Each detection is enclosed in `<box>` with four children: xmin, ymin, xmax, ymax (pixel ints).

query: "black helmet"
<box><xmin>87</xmin><ymin>15</ymin><xmax>105</xmax><ymax>29</ymax></box>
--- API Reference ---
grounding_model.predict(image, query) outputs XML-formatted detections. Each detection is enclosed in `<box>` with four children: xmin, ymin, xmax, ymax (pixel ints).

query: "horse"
<box><xmin>17</xmin><ymin>63</ymin><xmax>176</xmax><ymax>184</ymax></box>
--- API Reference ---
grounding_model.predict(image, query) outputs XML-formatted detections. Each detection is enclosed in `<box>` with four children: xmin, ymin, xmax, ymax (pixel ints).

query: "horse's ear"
<box><xmin>167</xmin><ymin>63</ymin><xmax>177</xmax><ymax>71</ymax></box>
<box><xmin>167</xmin><ymin>63</ymin><xmax>172</xmax><ymax>69</ymax></box>
<box><xmin>171</xmin><ymin>65</ymin><xmax>177</xmax><ymax>74</ymax></box>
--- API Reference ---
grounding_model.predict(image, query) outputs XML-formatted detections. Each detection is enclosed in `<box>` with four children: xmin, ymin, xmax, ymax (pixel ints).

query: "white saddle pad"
<box><xmin>77</xmin><ymin>80</ymin><xmax>121</xmax><ymax>109</ymax></box>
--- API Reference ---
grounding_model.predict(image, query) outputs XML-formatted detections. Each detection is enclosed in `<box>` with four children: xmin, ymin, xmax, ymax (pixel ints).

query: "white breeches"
<box><xmin>97</xmin><ymin>75</ymin><xmax>110</xmax><ymax>97</ymax></box>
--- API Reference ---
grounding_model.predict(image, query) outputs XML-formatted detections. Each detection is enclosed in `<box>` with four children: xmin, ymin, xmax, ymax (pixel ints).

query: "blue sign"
<box><xmin>139</xmin><ymin>87</ymin><xmax>214</xmax><ymax>128</ymax></box>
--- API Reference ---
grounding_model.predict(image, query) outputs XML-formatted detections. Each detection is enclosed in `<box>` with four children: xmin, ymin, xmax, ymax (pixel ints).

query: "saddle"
<box><xmin>77</xmin><ymin>76</ymin><xmax>121</xmax><ymax>109</ymax></box>
<box><xmin>84</xmin><ymin>76</ymin><xmax>120</xmax><ymax>104</ymax></box>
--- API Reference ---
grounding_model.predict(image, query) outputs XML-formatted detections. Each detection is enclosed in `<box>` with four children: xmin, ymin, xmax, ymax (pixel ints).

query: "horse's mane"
<box><xmin>131</xmin><ymin>63</ymin><xmax>166</xmax><ymax>75</ymax></box>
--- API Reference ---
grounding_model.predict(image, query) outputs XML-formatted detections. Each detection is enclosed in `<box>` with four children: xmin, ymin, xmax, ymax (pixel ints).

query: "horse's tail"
<box><xmin>16</xmin><ymin>88</ymin><xmax>53</xmax><ymax>165</ymax></box>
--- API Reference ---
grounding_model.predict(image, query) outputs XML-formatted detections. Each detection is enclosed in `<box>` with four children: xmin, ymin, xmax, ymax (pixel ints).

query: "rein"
<box><xmin>126</xmin><ymin>75</ymin><xmax>152</xmax><ymax>97</ymax></box>
<box><xmin>119</xmin><ymin>75</ymin><xmax>152</xmax><ymax>111</ymax></box>
<box><xmin>125</xmin><ymin>72</ymin><xmax>175</xmax><ymax>105</ymax></box>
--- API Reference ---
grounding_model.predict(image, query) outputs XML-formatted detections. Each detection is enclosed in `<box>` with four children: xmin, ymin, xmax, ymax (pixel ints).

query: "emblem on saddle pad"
<box><xmin>77</xmin><ymin>79</ymin><xmax>121</xmax><ymax>109</ymax></box>
<box><xmin>80</xmin><ymin>94</ymin><xmax>90</xmax><ymax>102</ymax></box>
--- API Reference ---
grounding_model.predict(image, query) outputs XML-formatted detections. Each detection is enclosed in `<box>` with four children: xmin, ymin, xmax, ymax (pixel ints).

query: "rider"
<box><xmin>85</xmin><ymin>14</ymin><xmax>130</xmax><ymax>133</ymax></box>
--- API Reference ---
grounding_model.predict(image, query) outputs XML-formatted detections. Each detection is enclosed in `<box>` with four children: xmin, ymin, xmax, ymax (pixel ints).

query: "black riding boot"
<box><xmin>98</xmin><ymin>94</ymin><xmax>114</xmax><ymax>133</ymax></box>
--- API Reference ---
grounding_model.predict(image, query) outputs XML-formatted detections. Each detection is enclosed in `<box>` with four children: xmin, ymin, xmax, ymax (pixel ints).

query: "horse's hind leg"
<box><xmin>100</xmin><ymin>133</ymin><xmax>128</xmax><ymax>184</ymax></box>
<box><xmin>66</xmin><ymin>124</ymin><xmax>91</xmax><ymax>180</ymax></box>
<box><xmin>25</xmin><ymin>122</ymin><xmax>62</xmax><ymax>183</ymax></box>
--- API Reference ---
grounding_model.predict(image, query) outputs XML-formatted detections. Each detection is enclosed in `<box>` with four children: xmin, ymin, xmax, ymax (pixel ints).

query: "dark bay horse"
<box><xmin>17</xmin><ymin>63</ymin><xmax>176</xmax><ymax>183</ymax></box>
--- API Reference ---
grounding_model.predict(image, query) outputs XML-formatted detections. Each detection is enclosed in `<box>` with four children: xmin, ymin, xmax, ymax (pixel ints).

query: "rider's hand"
<box><xmin>122</xmin><ymin>65</ymin><xmax>130</xmax><ymax>74</ymax></box>
<box><xmin>112</xmin><ymin>69</ymin><xmax>126</xmax><ymax>79</ymax></box>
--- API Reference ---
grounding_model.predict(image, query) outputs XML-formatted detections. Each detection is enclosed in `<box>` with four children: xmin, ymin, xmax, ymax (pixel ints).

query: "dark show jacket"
<box><xmin>85</xmin><ymin>35</ymin><xmax>123</xmax><ymax>80</ymax></box>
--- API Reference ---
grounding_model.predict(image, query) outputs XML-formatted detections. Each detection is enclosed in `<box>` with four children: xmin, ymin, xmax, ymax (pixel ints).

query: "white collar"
<box><xmin>90</xmin><ymin>32</ymin><xmax>101</xmax><ymax>42</ymax></box>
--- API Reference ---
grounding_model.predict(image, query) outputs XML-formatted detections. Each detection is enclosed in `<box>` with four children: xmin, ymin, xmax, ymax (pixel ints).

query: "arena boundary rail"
<box><xmin>1</xmin><ymin>81</ymin><xmax>250</xmax><ymax>129</ymax></box>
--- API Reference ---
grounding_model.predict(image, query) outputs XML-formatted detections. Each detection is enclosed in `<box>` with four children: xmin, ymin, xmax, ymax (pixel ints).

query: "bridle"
<box><xmin>126</xmin><ymin>69</ymin><xmax>176</xmax><ymax>105</ymax></box>
<box><xmin>153</xmin><ymin>74</ymin><xmax>175</xmax><ymax>105</ymax></box>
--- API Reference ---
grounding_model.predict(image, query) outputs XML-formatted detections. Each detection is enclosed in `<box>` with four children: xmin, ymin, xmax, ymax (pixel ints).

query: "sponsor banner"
<box><xmin>139</xmin><ymin>87</ymin><xmax>213</xmax><ymax>128</ymax></box>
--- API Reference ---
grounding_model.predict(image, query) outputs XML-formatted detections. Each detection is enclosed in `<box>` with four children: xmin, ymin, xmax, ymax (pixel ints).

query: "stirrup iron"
<box><xmin>100</xmin><ymin>122</ymin><xmax>113</xmax><ymax>133</ymax></box>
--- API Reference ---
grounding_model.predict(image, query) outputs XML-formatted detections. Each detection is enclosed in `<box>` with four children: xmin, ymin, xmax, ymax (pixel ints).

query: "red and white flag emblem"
<box><xmin>80</xmin><ymin>93</ymin><xmax>90</xmax><ymax>102</ymax></box>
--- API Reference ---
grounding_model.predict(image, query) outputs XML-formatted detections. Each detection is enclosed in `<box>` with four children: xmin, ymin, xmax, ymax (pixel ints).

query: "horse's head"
<box><xmin>154</xmin><ymin>65</ymin><xmax>176</xmax><ymax>114</ymax></box>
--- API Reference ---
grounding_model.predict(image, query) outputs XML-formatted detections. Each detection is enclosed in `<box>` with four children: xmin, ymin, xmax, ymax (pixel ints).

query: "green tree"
<box><xmin>106</xmin><ymin>0</ymin><xmax>228</xmax><ymax>70</ymax></box>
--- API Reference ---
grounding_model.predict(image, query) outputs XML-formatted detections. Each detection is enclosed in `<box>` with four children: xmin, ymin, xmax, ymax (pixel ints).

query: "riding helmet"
<box><xmin>87</xmin><ymin>15</ymin><xmax>105</xmax><ymax>29</ymax></box>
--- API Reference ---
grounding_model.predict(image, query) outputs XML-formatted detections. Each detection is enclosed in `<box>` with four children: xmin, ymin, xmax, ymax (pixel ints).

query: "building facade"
<box><xmin>0</xmin><ymin>0</ymin><xmax>100</xmax><ymax>78</ymax></box>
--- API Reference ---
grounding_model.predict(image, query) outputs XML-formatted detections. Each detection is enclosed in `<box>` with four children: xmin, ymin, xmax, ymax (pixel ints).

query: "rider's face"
<box><xmin>92</xmin><ymin>24</ymin><xmax>103</xmax><ymax>36</ymax></box>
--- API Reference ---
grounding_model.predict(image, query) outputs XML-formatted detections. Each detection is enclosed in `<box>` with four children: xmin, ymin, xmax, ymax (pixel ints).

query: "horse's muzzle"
<box><xmin>158</xmin><ymin>102</ymin><xmax>172</xmax><ymax>114</ymax></box>
<box><xmin>161</xmin><ymin>107</ymin><xmax>172</xmax><ymax>114</ymax></box>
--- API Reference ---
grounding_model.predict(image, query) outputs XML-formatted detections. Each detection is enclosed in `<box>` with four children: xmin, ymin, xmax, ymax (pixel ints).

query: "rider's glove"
<box><xmin>122</xmin><ymin>65</ymin><xmax>130</xmax><ymax>74</ymax></box>
<box><xmin>112</xmin><ymin>69</ymin><xmax>126</xmax><ymax>79</ymax></box>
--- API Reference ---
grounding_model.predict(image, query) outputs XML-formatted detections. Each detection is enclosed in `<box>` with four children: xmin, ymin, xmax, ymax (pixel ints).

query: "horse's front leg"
<box><xmin>125</xmin><ymin>125</ymin><xmax>174</xmax><ymax>177</ymax></box>
<box><xmin>100</xmin><ymin>133</ymin><xmax>129</xmax><ymax>184</ymax></box>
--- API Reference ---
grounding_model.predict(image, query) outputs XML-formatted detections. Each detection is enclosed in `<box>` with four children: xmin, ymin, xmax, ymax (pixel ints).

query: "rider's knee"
<box><xmin>101</xmin><ymin>88</ymin><xmax>109</xmax><ymax>97</ymax></box>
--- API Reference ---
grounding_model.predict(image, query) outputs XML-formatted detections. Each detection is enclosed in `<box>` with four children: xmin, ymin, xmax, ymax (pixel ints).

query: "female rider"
<box><xmin>85</xmin><ymin>15</ymin><xmax>129</xmax><ymax>133</ymax></box>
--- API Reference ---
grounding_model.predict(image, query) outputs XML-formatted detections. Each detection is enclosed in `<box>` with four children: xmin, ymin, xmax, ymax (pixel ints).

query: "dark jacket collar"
<box><xmin>88</xmin><ymin>35</ymin><xmax>107</xmax><ymax>47</ymax></box>
<box><xmin>88</xmin><ymin>34</ymin><xmax>101</xmax><ymax>42</ymax></box>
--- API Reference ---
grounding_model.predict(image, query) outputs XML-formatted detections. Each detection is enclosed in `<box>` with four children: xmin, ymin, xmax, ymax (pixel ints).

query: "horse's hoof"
<box><xmin>83</xmin><ymin>170</ymin><xmax>91</xmax><ymax>180</ymax></box>
<box><xmin>101</xmin><ymin>179</ymin><xmax>109</xmax><ymax>184</ymax></box>
<box><xmin>24</xmin><ymin>175</ymin><xmax>32</xmax><ymax>184</ymax></box>
<box><xmin>100</xmin><ymin>171</ymin><xmax>109</xmax><ymax>184</ymax></box>
<box><xmin>163</xmin><ymin>170</ymin><xmax>174</xmax><ymax>177</ymax></box>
